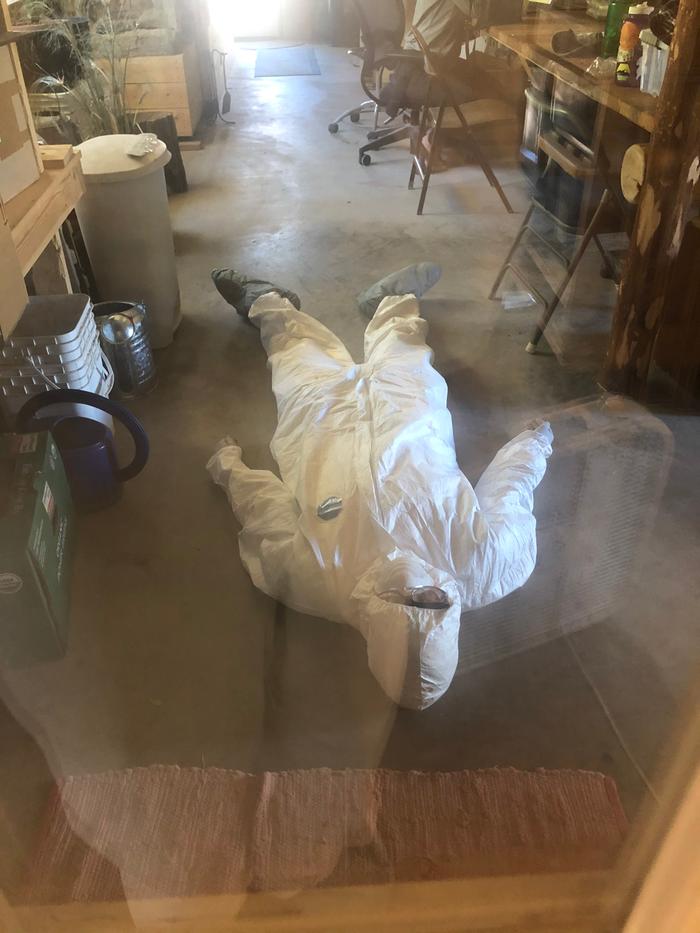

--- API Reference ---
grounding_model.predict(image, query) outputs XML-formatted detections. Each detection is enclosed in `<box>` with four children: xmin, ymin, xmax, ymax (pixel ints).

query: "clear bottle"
<box><xmin>616</xmin><ymin>3</ymin><xmax>654</xmax><ymax>86</ymax></box>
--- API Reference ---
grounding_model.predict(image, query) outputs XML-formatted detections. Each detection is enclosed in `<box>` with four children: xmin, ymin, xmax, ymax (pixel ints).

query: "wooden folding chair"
<box><xmin>408</xmin><ymin>26</ymin><xmax>515</xmax><ymax>215</ymax></box>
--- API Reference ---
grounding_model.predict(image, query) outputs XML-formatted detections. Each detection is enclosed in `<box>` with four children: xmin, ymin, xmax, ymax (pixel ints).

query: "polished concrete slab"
<box><xmin>2</xmin><ymin>47</ymin><xmax>699</xmax><ymax>871</ymax></box>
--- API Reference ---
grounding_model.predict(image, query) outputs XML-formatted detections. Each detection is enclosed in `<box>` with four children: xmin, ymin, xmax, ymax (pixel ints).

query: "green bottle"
<box><xmin>602</xmin><ymin>0</ymin><xmax>632</xmax><ymax>58</ymax></box>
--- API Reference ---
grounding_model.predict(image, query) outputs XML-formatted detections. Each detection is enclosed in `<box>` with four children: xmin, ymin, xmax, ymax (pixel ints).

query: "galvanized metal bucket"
<box><xmin>94</xmin><ymin>301</ymin><xmax>157</xmax><ymax>398</ymax></box>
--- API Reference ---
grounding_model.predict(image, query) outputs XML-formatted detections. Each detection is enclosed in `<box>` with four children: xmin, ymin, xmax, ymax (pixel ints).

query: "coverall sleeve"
<box><xmin>460</xmin><ymin>423</ymin><xmax>553</xmax><ymax>608</ymax></box>
<box><xmin>475</xmin><ymin>423</ymin><xmax>553</xmax><ymax>518</ymax></box>
<box><xmin>207</xmin><ymin>443</ymin><xmax>300</xmax><ymax>602</ymax></box>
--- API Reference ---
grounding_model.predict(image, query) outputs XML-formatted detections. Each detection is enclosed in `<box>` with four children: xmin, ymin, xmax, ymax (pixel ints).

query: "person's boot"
<box><xmin>357</xmin><ymin>263</ymin><xmax>442</xmax><ymax>318</ymax></box>
<box><xmin>212</xmin><ymin>269</ymin><xmax>301</xmax><ymax>318</ymax></box>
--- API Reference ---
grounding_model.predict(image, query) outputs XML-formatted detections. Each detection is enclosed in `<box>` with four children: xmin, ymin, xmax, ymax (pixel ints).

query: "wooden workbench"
<box><xmin>1</xmin><ymin>0</ymin><xmax>86</xmax><ymax>335</ymax></box>
<box><xmin>488</xmin><ymin>11</ymin><xmax>657</xmax><ymax>133</ymax></box>
<box><xmin>4</xmin><ymin>146</ymin><xmax>84</xmax><ymax>275</ymax></box>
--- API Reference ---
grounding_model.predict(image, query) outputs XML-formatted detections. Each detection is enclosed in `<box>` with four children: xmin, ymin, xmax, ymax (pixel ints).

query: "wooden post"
<box><xmin>603</xmin><ymin>0</ymin><xmax>700</xmax><ymax>397</ymax></box>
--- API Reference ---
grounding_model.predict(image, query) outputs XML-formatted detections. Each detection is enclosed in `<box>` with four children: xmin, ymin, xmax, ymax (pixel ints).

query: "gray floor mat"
<box><xmin>255</xmin><ymin>46</ymin><xmax>321</xmax><ymax>77</ymax></box>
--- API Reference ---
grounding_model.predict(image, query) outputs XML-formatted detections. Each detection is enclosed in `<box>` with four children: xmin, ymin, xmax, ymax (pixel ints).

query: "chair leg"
<box><xmin>409</xmin><ymin>155</ymin><xmax>418</xmax><ymax>190</ymax></box>
<box><xmin>359</xmin><ymin>125</ymin><xmax>412</xmax><ymax>163</ymax></box>
<box><xmin>329</xmin><ymin>100</ymin><xmax>375</xmax><ymax>132</ymax></box>
<box><xmin>489</xmin><ymin>204</ymin><xmax>536</xmax><ymax>299</ymax></box>
<box><xmin>451</xmin><ymin>102</ymin><xmax>515</xmax><ymax>214</ymax></box>
<box><xmin>592</xmin><ymin>234</ymin><xmax>616</xmax><ymax>279</ymax></box>
<box><xmin>417</xmin><ymin>104</ymin><xmax>445</xmax><ymax>215</ymax></box>
<box><xmin>367</xmin><ymin>117</ymin><xmax>410</xmax><ymax>142</ymax></box>
<box><xmin>409</xmin><ymin>102</ymin><xmax>432</xmax><ymax>190</ymax></box>
<box><xmin>526</xmin><ymin>190</ymin><xmax>612</xmax><ymax>353</ymax></box>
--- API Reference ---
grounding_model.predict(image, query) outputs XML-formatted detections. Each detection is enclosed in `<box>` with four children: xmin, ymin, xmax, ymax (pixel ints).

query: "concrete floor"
<box><xmin>2</xmin><ymin>46</ymin><xmax>699</xmax><ymax>877</ymax></box>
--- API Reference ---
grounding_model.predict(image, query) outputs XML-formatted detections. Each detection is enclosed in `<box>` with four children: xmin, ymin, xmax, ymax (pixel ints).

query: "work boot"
<box><xmin>357</xmin><ymin>263</ymin><xmax>442</xmax><ymax>318</ymax></box>
<box><xmin>212</xmin><ymin>269</ymin><xmax>301</xmax><ymax>318</ymax></box>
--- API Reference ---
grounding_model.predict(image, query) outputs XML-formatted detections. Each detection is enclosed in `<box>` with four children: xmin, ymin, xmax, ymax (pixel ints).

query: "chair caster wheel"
<box><xmin>350</xmin><ymin>111</ymin><xmax>361</xmax><ymax>123</ymax></box>
<box><xmin>328</xmin><ymin>122</ymin><xmax>339</xmax><ymax>135</ymax></box>
<box><xmin>360</xmin><ymin>153</ymin><xmax>372</xmax><ymax>166</ymax></box>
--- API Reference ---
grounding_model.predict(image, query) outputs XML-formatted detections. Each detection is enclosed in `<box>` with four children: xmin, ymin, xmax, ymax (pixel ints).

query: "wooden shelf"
<box><xmin>488</xmin><ymin>11</ymin><xmax>657</xmax><ymax>133</ymax></box>
<box><xmin>5</xmin><ymin>147</ymin><xmax>84</xmax><ymax>275</ymax></box>
<box><xmin>0</xmin><ymin>24</ymin><xmax>48</xmax><ymax>46</ymax></box>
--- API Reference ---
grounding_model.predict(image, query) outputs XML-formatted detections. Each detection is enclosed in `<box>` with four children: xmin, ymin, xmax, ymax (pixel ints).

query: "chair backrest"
<box><xmin>352</xmin><ymin>0</ymin><xmax>406</xmax><ymax>62</ymax></box>
<box><xmin>410</xmin><ymin>24</ymin><xmax>442</xmax><ymax>77</ymax></box>
<box><xmin>469</xmin><ymin>0</ymin><xmax>524</xmax><ymax>29</ymax></box>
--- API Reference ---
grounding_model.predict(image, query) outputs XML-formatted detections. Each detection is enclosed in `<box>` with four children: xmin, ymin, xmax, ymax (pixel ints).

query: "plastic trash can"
<box><xmin>75</xmin><ymin>134</ymin><xmax>181</xmax><ymax>349</ymax></box>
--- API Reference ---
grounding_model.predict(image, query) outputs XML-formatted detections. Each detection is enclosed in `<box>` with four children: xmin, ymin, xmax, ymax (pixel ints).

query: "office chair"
<box><xmin>328</xmin><ymin>49</ymin><xmax>380</xmax><ymax>135</ymax></box>
<box><xmin>408</xmin><ymin>26</ymin><xmax>516</xmax><ymax>214</ymax></box>
<box><xmin>344</xmin><ymin>0</ymin><xmax>424</xmax><ymax>166</ymax></box>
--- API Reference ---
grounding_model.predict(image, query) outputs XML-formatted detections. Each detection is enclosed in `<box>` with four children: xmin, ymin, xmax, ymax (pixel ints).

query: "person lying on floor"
<box><xmin>208</xmin><ymin>267</ymin><xmax>553</xmax><ymax>710</ymax></box>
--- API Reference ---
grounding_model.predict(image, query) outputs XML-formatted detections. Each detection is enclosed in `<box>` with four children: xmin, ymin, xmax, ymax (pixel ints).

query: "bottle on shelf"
<box><xmin>602</xmin><ymin>1</ymin><xmax>632</xmax><ymax>58</ymax></box>
<box><xmin>616</xmin><ymin>3</ymin><xmax>654</xmax><ymax>86</ymax></box>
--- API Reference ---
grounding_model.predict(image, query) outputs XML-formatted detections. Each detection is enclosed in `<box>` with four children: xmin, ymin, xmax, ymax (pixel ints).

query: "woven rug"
<box><xmin>255</xmin><ymin>46</ymin><xmax>321</xmax><ymax>77</ymax></box>
<box><xmin>26</xmin><ymin>766</ymin><xmax>627</xmax><ymax>904</ymax></box>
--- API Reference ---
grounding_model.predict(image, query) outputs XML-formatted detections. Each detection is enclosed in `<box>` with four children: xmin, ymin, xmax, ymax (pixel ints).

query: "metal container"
<box><xmin>521</xmin><ymin>84</ymin><xmax>552</xmax><ymax>169</ymax></box>
<box><xmin>640</xmin><ymin>29</ymin><xmax>669</xmax><ymax>96</ymax></box>
<box><xmin>77</xmin><ymin>136</ymin><xmax>180</xmax><ymax>349</ymax></box>
<box><xmin>94</xmin><ymin>301</ymin><xmax>157</xmax><ymax>398</ymax></box>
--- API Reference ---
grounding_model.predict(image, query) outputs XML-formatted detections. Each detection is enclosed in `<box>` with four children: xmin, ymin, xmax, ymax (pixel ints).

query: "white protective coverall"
<box><xmin>208</xmin><ymin>293</ymin><xmax>553</xmax><ymax>710</ymax></box>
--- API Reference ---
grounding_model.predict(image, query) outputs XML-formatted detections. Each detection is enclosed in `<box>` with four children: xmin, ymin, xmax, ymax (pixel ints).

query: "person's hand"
<box><xmin>215</xmin><ymin>436</ymin><xmax>239</xmax><ymax>453</ymax></box>
<box><xmin>525</xmin><ymin>417</ymin><xmax>546</xmax><ymax>432</ymax></box>
<box><xmin>524</xmin><ymin>419</ymin><xmax>554</xmax><ymax>452</ymax></box>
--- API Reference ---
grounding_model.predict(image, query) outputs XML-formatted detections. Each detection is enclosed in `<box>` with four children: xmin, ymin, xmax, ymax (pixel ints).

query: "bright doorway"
<box><xmin>208</xmin><ymin>0</ymin><xmax>282</xmax><ymax>42</ymax></box>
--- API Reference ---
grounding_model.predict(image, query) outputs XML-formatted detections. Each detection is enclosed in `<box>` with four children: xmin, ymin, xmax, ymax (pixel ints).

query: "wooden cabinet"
<box><xmin>103</xmin><ymin>44</ymin><xmax>203</xmax><ymax>138</ymax></box>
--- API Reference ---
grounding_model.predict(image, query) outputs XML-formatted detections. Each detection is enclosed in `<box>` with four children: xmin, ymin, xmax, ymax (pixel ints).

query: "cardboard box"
<box><xmin>0</xmin><ymin>432</ymin><xmax>75</xmax><ymax>667</ymax></box>
<box><xmin>0</xmin><ymin>36</ymin><xmax>38</xmax><ymax>340</ymax></box>
<box><xmin>0</xmin><ymin>44</ymin><xmax>42</xmax><ymax>203</ymax></box>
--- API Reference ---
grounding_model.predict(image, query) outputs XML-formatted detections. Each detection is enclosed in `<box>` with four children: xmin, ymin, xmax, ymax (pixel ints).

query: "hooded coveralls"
<box><xmin>208</xmin><ymin>293</ymin><xmax>553</xmax><ymax>709</ymax></box>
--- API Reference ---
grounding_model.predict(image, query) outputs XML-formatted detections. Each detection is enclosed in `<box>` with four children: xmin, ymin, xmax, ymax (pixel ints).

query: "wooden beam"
<box><xmin>12</xmin><ymin>872</ymin><xmax>614</xmax><ymax>933</ymax></box>
<box><xmin>620</xmin><ymin>691</ymin><xmax>700</xmax><ymax>933</ymax></box>
<box><xmin>38</xmin><ymin>144</ymin><xmax>73</xmax><ymax>169</ymax></box>
<box><xmin>603</xmin><ymin>0</ymin><xmax>700</xmax><ymax>397</ymax></box>
<box><xmin>0</xmin><ymin>207</ymin><xmax>28</xmax><ymax>339</ymax></box>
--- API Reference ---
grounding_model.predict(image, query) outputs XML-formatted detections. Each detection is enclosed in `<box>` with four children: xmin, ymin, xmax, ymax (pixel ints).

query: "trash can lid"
<box><xmin>76</xmin><ymin>134</ymin><xmax>171</xmax><ymax>183</ymax></box>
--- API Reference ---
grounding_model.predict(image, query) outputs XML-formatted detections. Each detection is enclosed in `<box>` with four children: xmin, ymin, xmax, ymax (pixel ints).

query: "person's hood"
<box><xmin>351</xmin><ymin>551</ymin><xmax>462</xmax><ymax>710</ymax></box>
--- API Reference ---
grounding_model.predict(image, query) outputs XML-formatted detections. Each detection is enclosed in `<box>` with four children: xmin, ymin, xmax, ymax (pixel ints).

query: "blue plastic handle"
<box><xmin>16</xmin><ymin>389</ymin><xmax>150</xmax><ymax>482</ymax></box>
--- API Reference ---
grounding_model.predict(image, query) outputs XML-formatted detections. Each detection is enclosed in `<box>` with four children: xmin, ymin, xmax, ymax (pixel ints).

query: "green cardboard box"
<box><xmin>0</xmin><ymin>432</ymin><xmax>75</xmax><ymax>666</ymax></box>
